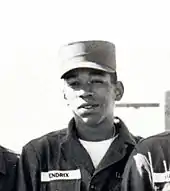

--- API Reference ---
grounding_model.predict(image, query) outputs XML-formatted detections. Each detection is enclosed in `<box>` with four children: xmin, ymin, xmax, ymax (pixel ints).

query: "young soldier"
<box><xmin>17</xmin><ymin>40</ymin><xmax>141</xmax><ymax>191</ymax></box>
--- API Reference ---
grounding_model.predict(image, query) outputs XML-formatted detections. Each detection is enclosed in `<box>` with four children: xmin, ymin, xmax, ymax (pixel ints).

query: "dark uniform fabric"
<box><xmin>121</xmin><ymin>131</ymin><xmax>170</xmax><ymax>191</ymax></box>
<box><xmin>0</xmin><ymin>146</ymin><xmax>19</xmax><ymax>191</ymax></box>
<box><xmin>17</xmin><ymin>117</ymin><xmax>141</xmax><ymax>191</ymax></box>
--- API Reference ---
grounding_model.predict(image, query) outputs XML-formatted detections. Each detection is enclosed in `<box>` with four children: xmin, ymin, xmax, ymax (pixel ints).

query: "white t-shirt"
<box><xmin>79</xmin><ymin>135</ymin><xmax>118</xmax><ymax>168</ymax></box>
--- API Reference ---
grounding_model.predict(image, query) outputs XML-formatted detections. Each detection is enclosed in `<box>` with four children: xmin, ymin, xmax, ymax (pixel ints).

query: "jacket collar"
<box><xmin>61</xmin><ymin>117</ymin><xmax>136</xmax><ymax>175</ymax></box>
<box><xmin>63</xmin><ymin>117</ymin><xmax>136</xmax><ymax>145</ymax></box>
<box><xmin>93</xmin><ymin>117</ymin><xmax>136</xmax><ymax>174</ymax></box>
<box><xmin>114</xmin><ymin>117</ymin><xmax>136</xmax><ymax>146</ymax></box>
<box><xmin>61</xmin><ymin>119</ymin><xmax>95</xmax><ymax>174</ymax></box>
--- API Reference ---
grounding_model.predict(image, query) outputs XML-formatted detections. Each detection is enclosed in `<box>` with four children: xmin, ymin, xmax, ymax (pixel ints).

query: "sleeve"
<box><xmin>16</xmin><ymin>143</ymin><xmax>40</xmax><ymax>191</ymax></box>
<box><xmin>121</xmin><ymin>148</ymin><xmax>155</xmax><ymax>191</ymax></box>
<box><xmin>7</xmin><ymin>152</ymin><xmax>19</xmax><ymax>191</ymax></box>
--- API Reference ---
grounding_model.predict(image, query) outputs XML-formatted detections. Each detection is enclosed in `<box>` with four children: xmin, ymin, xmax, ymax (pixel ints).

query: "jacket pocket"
<box><xmin>41</xmin><ymin>179</ymin><xmax>81</xmax><ymax>191</ymax></box>
<box><xmin>41</xmin><ymin>169</ymin><xmax>81</xmax><ymax>191</ymax></box>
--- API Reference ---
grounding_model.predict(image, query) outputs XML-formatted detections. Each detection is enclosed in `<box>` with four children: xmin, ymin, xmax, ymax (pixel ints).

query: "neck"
<box><xmin>75</xmin><ymin>116</ymin><xmax>115</xmax><ymax>141</ymax></box>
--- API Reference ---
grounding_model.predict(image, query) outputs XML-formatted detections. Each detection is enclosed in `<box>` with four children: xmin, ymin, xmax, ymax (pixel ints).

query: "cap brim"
<box><xmin>60</xmin><ymin>61</ymin><xmax>115</xmax><ymax>78</ymax></box>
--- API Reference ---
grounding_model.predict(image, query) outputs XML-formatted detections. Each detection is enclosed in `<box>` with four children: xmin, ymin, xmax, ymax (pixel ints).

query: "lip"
<box><xmin>78</xmin><ymin>103</ymin><xmax>100</xmax><ymax>109</ymax></box>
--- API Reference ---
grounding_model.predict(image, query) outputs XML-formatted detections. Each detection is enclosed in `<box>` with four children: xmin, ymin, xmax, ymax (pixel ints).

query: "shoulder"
<box><xmin>22</xmin><ymin>128</ymin><xmax>68</xmax><ymax>153</ymax></box>
<box><xmin>0</xmin><ymin>145</ymin><xmax>19</xmax><ymax>164</ymax></box>
<box><xmin>134</xmin><ymin>131</ymin><xmax>170</xmax><ymax>154</ymax></box>
<box><xmin>137</xmin><ymin>131</ymin><xmax>170</xmax><ymax>146</ymax></box>
<box><xmin>115</xmin><ymin>117</ymin><xmax>143</xmax><ymax>144</ymax></box>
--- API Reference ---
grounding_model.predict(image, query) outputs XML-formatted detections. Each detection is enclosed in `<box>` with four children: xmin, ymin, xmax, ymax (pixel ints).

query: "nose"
<box><xmin>78</xmin><ymin>84</ymin><xmax>94</xmax><ymax>98</ymax></box>
<box><xmin>79</xmin><ymin>91</ymin><xmax>94</xmax><ymax>99</ymax></box>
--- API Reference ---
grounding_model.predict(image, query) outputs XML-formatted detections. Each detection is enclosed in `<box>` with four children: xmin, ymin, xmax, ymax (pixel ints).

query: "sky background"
<box><xmin>0</xmin><ymin>0</ymin><xmax>170</xmax><ymax>152</ymax></box>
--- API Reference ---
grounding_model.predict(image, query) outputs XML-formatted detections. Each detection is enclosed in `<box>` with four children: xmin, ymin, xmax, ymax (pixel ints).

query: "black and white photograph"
<box><xmin>0</xmin><ymin>0</ymin><xmax>170</xmax><ymax>190</ymax></box>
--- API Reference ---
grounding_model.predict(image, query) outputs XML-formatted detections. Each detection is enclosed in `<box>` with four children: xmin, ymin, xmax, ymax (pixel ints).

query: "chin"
<box><xmin>74</xmin><ymin>112</ymin><xmax>105</xmax><ymax>125</ymax></box>
<box><xmin>81</xmin><ymin>116</ymin><xmax>104</xmax><ymax>126</ymax></box>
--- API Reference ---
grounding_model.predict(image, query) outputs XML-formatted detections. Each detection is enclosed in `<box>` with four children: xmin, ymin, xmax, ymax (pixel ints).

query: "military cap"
<box><xmin>58</xmin><ymin>40</ymin><xmax>116</xmax><ymax>78</ymax></box>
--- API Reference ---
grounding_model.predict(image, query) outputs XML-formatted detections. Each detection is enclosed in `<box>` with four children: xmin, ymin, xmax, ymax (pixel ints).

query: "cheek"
<box><xmin>96</xmin><ymin>87</ymin><xmax>115</xmax><ymax>100</ymax></box>
<box><xmin>101</xmin><ymin>91</ymin><xmax>116</xmax><ymax>109</ymax></box>
<box><xmin>64</xmin><ymin>90</ymin><xmax>82</xmax><ymax>108</ymax></box>
<box><xmin>64</xmin><ymin>87</ymin><xmax>77</xmax><ymax>100</ymax></box>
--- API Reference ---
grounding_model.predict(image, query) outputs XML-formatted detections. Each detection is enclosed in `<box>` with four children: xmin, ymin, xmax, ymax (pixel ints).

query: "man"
<box><xmin>17</xmin><ymin>40</ymin><xmax>141</xmax><ymax>191</ymax></box>
<box><xmin>121</xmin><ymin>132</ymin><xmax>170</xmax><ymax>191</ymax></box>
<box><xmin>0</xmin><ymin>145</ymin><xmax>19</xmax><ymax>191</ymax></box>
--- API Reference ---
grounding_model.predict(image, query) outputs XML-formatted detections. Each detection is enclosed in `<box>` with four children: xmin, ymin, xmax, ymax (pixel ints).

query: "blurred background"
<box><xmin>0</xmin><ymin>0</ymin><xmax>170</xmax><ymax>153</ymax></box>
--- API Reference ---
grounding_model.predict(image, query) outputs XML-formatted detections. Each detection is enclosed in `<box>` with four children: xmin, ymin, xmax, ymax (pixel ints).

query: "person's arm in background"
<box><xmin>17</xmin><ymin>143</ymin><xmax>40</xmax><ymax>191</ymax></box>
<box><xmin>121</xmin><ymin>147</ymin><xmax>155</xmax><ymax>191</ymax></box>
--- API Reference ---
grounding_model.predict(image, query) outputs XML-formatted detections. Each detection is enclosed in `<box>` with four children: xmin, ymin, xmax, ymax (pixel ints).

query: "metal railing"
<box><xmin>115</xmin><ymin>103</ymin><xmax>160</xmax><ymax>109</ymax></box>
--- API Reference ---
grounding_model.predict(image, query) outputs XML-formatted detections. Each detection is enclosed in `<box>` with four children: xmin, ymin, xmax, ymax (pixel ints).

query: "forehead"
<box><xmin>63</xmin><ymin>68</ymin><xmax>109</xmax><ymax>79</ymax></box>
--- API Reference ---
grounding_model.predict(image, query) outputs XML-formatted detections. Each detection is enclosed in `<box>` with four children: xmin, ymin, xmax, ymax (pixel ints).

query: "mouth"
<box><xmin>78</xmin><ymin>103</ymin><xmax>100</xmax><ymax>110</ymax></box>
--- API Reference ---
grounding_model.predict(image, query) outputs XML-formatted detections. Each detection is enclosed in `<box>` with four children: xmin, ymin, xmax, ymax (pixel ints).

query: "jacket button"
<box><xmin>90</xmin><ymin>184</ymin><xmax>96</xmax><ymax>190</ymax></box>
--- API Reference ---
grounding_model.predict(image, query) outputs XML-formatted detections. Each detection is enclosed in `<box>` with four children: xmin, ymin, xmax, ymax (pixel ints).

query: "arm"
<box><xmin>121</xmin><ymin>149</ymin><xmax>155</xmax><ymax>191</ymax></box>
<box><xmin>17</xmin><ymin>144</ymin><xmax>40</xmax><ymax>191</ymax></box>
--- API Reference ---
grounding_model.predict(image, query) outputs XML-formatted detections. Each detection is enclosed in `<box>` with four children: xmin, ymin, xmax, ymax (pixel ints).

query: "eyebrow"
<box><xmin>65</xmin><ymin>74</ymin><xmax>77</xmax><ymax>80</ymax></box>
<box><xmin>64</xmin><ymin>69</ymin><xmax>107</xmax><ymax>80</ymax></box>
<box><xmin>63</xmin><ymin>72</ymin><xmax>77</xmax><ymax>80</ymax></box>
<box><xmin>89</xmin><ymin>70</ymin><xmax>107</xmax><ymax>77</ymax></box>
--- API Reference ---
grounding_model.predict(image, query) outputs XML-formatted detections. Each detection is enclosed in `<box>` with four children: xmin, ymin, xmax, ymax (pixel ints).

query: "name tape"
<box><xmin>41</xmin><ymin>169</ymin><xmax>81</xmax><ymax>182</ymax></box>
<box><xmin>153</xmin><ymin>171</ymin><xmax>170</xmax><ymax>183</ymax></box>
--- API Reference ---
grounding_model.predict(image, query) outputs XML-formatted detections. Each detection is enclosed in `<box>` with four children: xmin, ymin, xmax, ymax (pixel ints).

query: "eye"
<box><xmin>68</xmin><ymin>81</ymin><xmax>80</xmax><ymax>88</ymax></box>
<box><xmin>91</xmin><ymin>80</ymin><xmax>104</xmax><ymax>84</ymax></box>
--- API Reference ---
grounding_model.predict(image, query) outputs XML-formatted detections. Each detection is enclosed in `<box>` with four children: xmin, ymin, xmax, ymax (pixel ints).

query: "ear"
<box><xmin>62</xmin><ymin>88</ymin><xmax>67</xmax><ymax>100</ymax></box>
<box><xmin>63</xmin><ymin>90</ymin><xmax>68</xmax><ymax>100</ymax></box>
<box><xmin>115</xmin><ymin>81</ymin><xmax>124</xmax><ymax>101</ymax></box>
<box><xmin>63</xmin><ymin>90</ymin><xmax>70</xmax><ymax>107</ymax></box>
<box><xmin>64</xmin><ymin>93</ymin><xmax>67</xmax><ymax>100</ymax></box>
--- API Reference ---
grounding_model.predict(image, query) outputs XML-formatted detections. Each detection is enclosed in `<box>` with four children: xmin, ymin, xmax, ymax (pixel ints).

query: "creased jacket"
<box><xmin>0</xmin><ymin>146</ymin><xmax>19</xmax><ymax>191</ymax></box>
<box><xmin>121</xmin><ymin>131</ymin><xmax>170</xmax><ymax>191</ymax></box>
<box><xmin>17</xmin><ymin>117</ymin><xmax>141</xmax><ymax>191</ymax></box>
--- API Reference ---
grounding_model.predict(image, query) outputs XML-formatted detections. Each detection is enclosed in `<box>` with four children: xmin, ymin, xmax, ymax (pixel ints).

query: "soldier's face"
<box><xmin>63</xmin><ymin>68</ymin><xmax>117</xmax><ymax>125</ymax></box>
